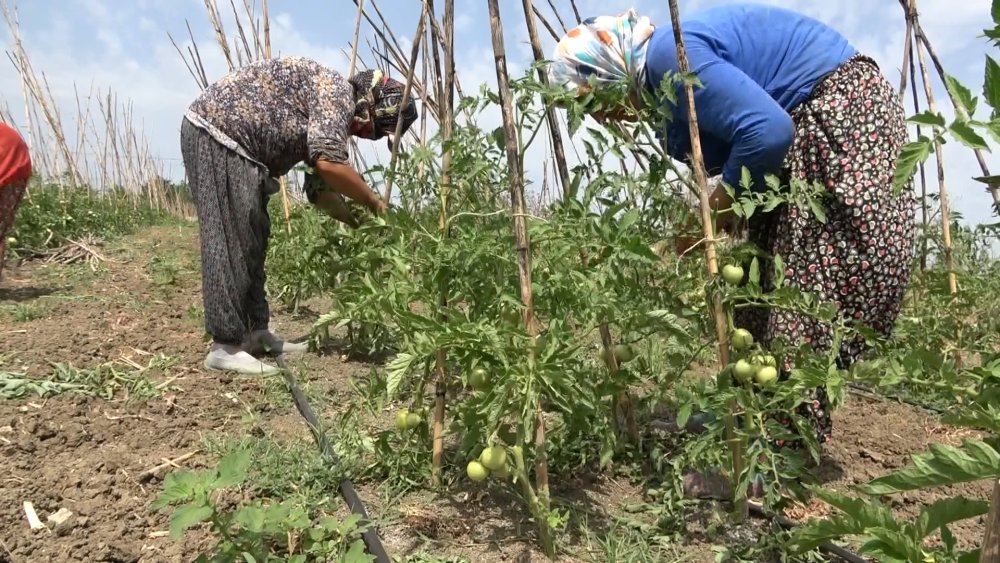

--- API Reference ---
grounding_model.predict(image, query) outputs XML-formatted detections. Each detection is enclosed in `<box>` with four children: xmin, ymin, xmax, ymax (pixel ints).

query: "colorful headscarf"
<box><xmin>549</xmin><ymin>9</ymin><xmax>656</xmax><ymax>93</ymax></box>
<box><xmin>349</xmin><ymin>69</ymin><xmax>418</xmax><ymax>140</ymax></box>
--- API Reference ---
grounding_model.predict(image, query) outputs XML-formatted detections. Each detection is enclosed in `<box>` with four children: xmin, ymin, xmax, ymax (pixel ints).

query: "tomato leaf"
<box><xmin>385</xmin><ymin>352</ymin><xmax>418</xmax><ymax>398</ymax></box>
<box><xmin>945</xmin><ymin>74</ymin><xmax>978</xmax><ymax>117</ymax></box>
<box><xmin>915</xmin><ymin>496</ymin><xmax>989</xmax><ymax>539</ymax></box>
<box><xmin>892</xmin><ymin>137</ymin><xmax>933</xmax><ymax>194</ymax></box>
<box><xmin>343</xmin><ymin>539</ymin><xmax>376</xmax><ymax>563</ymax></box>
<box><xmin>908</xmin><ymin>111</ymin><xmax>946</xmax><ymax>128</ymax></box>
<box><xmin>168</xmin><ymin>504</ymin><xmax>213</xmax><ymax>538</ymax></box>
<box><xmin>948</xmin><ymin>121</ymin><xmax>990</xmax><ymax>150</ymax></box>
<box><xmin>856</xmin><ymin>439</ymin><xmax>1000</xmax><ymax>495</ymax></box>
<box><xmin>984</xmin><ymin>55</ymin><xmax>1000</xmax><ymax>113</ymax></box>
<box><xmin>214</xmin><ymin>449</ymin><xmax>252</xmax><ymax>489</ymax></box>
<box><xmin>748</xmin><ymin>257</ymin><xmax>761</xmax><ymax>287</ymax></box>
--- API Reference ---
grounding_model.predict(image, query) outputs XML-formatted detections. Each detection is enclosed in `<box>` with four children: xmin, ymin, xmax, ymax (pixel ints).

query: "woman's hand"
<box><xmin>313</xmin><ymin>158</ymin><xmax>387</xmax><ymax>215</ymax></box>
<box><xmin>673</xmin><ymin>179</ymin><xmax>739</xmax><ymax>256</ymax></box>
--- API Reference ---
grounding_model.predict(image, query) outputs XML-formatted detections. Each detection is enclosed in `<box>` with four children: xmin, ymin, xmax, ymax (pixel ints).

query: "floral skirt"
<box><xmin>733</xmin><ymin>53</ymin><xmax>917</xmax><ymax>447</ymax></box>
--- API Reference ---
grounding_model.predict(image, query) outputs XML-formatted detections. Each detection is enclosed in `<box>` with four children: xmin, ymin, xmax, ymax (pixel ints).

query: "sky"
<box><xmin>0</xmin><ymin>0</ymin><xmax>997</xmax><ymax>226</ymax></box>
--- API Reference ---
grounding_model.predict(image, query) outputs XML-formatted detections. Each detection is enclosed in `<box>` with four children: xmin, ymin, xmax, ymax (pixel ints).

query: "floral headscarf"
<box><xmin>349</xmin><ymin>69</ymin><xmax>418</xmax><ymax>140</ymax></box>
<box><xmin>548</xmin><ymin>9</ymin><xmax>656</xmax><ymax>93</ymax></box>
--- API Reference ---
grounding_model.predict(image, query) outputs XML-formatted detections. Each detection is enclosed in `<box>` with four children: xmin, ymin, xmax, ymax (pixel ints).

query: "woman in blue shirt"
<box><xmin>550</xmin><ymin>5</ymin><xmax>916</xmax><ymax>496</ymax></box>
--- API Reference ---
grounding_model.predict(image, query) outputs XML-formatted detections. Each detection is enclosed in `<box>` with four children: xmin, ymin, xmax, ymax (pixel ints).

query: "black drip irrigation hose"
<box><xmin>846</xmin><ymin>381</ymin><xmax>948</xmax><ymax>415</ymax></box>
<box><xmin>273</xmin><ymin>354</ymin><xmax>391</xmax><ymax>563</ymax></box>
<box><xmin>747</xmin><ymin>502</ymin><xmax>868</xmax><ymax>563</ymax></box>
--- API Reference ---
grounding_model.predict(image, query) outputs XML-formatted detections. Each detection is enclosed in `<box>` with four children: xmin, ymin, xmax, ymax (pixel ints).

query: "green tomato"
<box><xmin>5</xmin><ymin>236</ymin><xmax>16</xmax><ymax>246</ymax></box>
<box><xmin>731</xmin><ymin>328</ymin><xmax>754</xmax><ymax>351</ymax></box>
<box><xmin>613</xmin><ymin>344</ymin><xmax>635</xmax><ymax>363</ymax></box>
<box><xmin>466</xmin><ymin>460</ymin><xmax>489</xmax><ymax>482</ymax></box>
<box><xmin>603</xmin><ymin>344</ymin><xmax>635</xmax><ymax>366</ymax></box>
<box><xmin>394</xmin><ymin>409</ymin><xmax>410</xmax><ymax>432</ymax></box>
<box><xmin>755</xmin><ymin>366</ymin><xmax>778</xmax><ymax>386</ymax></box>
<box><xmin>721</xmin><ymin>264</ymin><xmax>744</xmax><ymax>285</ymax></box>
<box><xmin>491</xmin><ymin>463</ymin><xmax>511</xmax><ymax>479</ymax></box>
<box><xmin>469</xmin><ymin>367</ymin><xmax>490</xmax><ymax>391</ymax></box>
<box><xmin>405</xmin><ymin>412</ymin><xmax>422</xmax><ymax>428</ymax></box>
<box><xmin>733</xmin><ymin>359</ymin><xmax>756</xmax><ymax>382</ymax></box>
<box><xmin>479</xmin><ymin>446</ymin><xmax>508</xmax><ymax>471</ymax></box>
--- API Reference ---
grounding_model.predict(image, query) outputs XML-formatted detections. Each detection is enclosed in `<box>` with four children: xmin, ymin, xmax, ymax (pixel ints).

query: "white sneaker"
<box><xmin>204</xmin><ymin>343</ymin><xmax>281</xmax><ymax>376</ymax></box>
<box><xmin>243</xmin><ymin>329</ymin><xmax>309</xmax><ymax>356</ymax></box>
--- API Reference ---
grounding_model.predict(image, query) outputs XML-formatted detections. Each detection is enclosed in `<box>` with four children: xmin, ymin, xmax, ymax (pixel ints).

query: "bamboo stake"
<box><xmin>520</xmin><ymin>0</ymin><xmax>638</xmax><ymax>444</ymax></box>
<box><xmin>901</xmin><ymin>0</ymin><xmax>930</xmax><ymax>271</ymax></box>
<box><xmin>982</xmin><ymin>479</ymin><xmax>1000</xmax><ymax>563</ymax></box>
<box><xmin>258</xmin><ymin>0</ymin><xmax>291</xmax><ymax>235</ymax></box>
<box><xmin>666</xmin><ymin>0</ymin><xmax>743</xmax><ymax>520</ymax></box>
<box><xmin>347</xmin><ymin>0</ymin><xmax>365</xmax><ymax>76</ymax></box>
<box><xmin>544</xmin><ymin>0</ymin><xmax>568</xmax><ymax>34</ymax></box>
<box><xmin>431</xmin><ymin>0</ymin><xmax>455</xmax><ymax>489</ymax></box>
<box><xmin>898</xmin><ymin>0</ymin><xmax>915</xmax><ymax>102</ymax></box>
<box><xmin>486</xmin><ymin>0</ymin><xmax>554</xmax><ymax>556</ymax></box>
<box><xmin>897</xmin><ymin>0</ymin><xmax>1000</xmax><ymax>215</ymax></box>
<box><xmin>381</xmin><ymin>2</ymin><xmax>427</xmax><ymax>203</ymax></box>
<box><xmin>910</xmin><ymin>2</ymin><xmax>956</xmax><ymax>295</ymax></box>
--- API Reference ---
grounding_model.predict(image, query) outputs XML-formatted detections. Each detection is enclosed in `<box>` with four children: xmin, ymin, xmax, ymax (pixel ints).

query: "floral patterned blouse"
<box><xmin>185</xmin><ymin>56</ymin><xmax>355</xmax><ymax>177</ymax></box>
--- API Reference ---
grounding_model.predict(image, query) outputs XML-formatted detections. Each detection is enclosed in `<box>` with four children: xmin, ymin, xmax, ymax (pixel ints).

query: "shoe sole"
<box><xmin>203</xmin><ymin>358</ymin><xmax>282</xmax><ymax>377</ymax></box>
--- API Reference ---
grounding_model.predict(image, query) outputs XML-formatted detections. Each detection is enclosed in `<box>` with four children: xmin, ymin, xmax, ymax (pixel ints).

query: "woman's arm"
<box><xmin>678</xmin><ymin>58</ymin><xmax>795</xmax><ymax>194</ymax></box>
<box><xmin>313</xmin><ymin>158</ymin><xmax>387</xmax><ymax>215</ymax></box>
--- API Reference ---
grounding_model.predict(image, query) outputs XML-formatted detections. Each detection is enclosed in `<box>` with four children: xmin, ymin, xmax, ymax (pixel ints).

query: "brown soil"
<box><xmin>0</xmin><ymin>224</ymin><xmax>991</xmax><ymax>563</ymax></box>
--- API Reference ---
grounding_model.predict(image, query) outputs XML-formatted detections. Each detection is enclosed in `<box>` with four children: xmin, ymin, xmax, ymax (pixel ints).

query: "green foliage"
<box><xmin>0</xmin><ymin>354</ymin><xmax>176</xmax><ymax>401</ymax></box>
<box><xmin>152</xmin><ymin>449</ymin><xmax>375</xmax><ymax>562</ymax></box>
<box><xmin>7</xmin><ymin>182</ymin><xmax>175</xmax><ymax>253</ymax></box>
<box><xmin>264</xmin><ymin>196</ymin><xmax>347</xmax><ymax>311</ymax></box>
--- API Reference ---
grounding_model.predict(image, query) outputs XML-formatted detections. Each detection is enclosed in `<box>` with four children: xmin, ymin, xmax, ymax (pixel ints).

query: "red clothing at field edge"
<box><xmin>0</xmin><ymin>122</ymin><xmax>31</xmax><ymax>186</ymax></box>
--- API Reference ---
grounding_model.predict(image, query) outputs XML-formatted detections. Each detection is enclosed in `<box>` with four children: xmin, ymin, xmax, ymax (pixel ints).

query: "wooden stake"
<box><xmin>522</xmin><ymin>0</ymin><xmax>640</xmax><ymax>445</ymax></box>
<box><xmin>906</xmin><ymin>18</ymin><xmax>930</xmax><ymax>272</ymax></box>
<box><xmin>431</xmin><ymin>0</ymin><xmax>455</xmax><ymax>488</ymax></box>
<box><xmin>347</xmin><ymin>0</ymin><xmax>365</xmax><ymax>77</ymax></box>
<box><xmin>982</xmin><ymin>479</ymin><xmax>1000</xmax><ymax>563</ymax></box>
<box><xmin>381</xmin><ymin>1</ymin><xmax>427</xmax><ymax>203</ymax></box>
<box><xmin>910</xmin><ymin>2</ymin><xmax>957</xmax><ymax>295</ymax></box>
<box><xmin>486</xmin><ymin>0</ymin><xmax>554</xmax><ymax>555</ymax></box>
<box><xmin>898</xmin><ymin>0</ymin><xmax>1000</xmax><ymax>215</ymax></box>
<box><xmin>666</xmin><ymin>0</ymin><xmax>743</xmax><ymax>520</ymax></box>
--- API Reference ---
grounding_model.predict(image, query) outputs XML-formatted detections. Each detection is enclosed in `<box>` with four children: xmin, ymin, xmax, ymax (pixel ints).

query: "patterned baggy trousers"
<box><xmin>180</xmin><ymin>117</ymin><xmax>272</xmax><ymax>346</ymax></box>
<box><xmin>733</xmin><ymin>54</ymin><xmax>917</xmax><ymax>448</ymax></box>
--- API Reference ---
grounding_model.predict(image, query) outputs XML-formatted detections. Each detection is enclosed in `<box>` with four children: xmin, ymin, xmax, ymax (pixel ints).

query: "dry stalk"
<box><xmin>666</xmin><ymin>0</ymin><xmax>743</xmax><ymax>520</ymax></box>
<box><xmin>486</xmin><ymin>0</ymin><xmax>554</xmax><ymax>556</ymax></box>
<box><xmin>380</xmin><ymin>2</ymin><xmax>428</xmax><ymax>202</ymax></box>
<box><xmin>431</xmin><ymin>0</ymin><xmax>456</xmax><ymax>489</ymax></box>
<box><xmin>909</xmin><ymin>1</ymin><xmax>956</xmax><ymax>295</ymax></box>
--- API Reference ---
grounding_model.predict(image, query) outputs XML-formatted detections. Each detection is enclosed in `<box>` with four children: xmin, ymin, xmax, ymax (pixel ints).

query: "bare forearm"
<box><xmin>313</xmin><ymin>159</ymin><xmax>384</xmax><ymax>213</ymax></box>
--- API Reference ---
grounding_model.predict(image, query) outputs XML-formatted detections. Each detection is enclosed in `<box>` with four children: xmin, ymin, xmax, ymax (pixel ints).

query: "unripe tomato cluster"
<box><xmin>467</xmin><ymin>445</ymin><xmax>512</xmax><ymax>482</ymax></box>
<box><xmin>722</xmin><ymin>262</ymin><xmax>779</xmax><ymax>387</ymax></box>
<box><xmin>394</xmin><ymin>408</ymin><xmax>424</xmax><ymax>431</ymax></box>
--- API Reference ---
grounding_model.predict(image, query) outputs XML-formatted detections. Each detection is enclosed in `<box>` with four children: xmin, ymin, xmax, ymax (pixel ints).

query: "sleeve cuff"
<box><xmin>309</xmin><ymin>142</ymin><xmax>350</xmax><ymax>166</ymax></box>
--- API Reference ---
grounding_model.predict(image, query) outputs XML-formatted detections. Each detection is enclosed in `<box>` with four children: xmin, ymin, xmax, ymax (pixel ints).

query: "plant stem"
<box><xmin>431</xmin><ymin>0</ymin><xmax>456</xmax><ymax>489</ymax></box>
<box><xmin>666</xmin><ymin>0</ymin><xmax>745</xmax><ymax>521</ymax></box>
<box><xmin>486</xmin><ymin>0</ymin><xmax>554</xmax><ymax>556</ymax></box>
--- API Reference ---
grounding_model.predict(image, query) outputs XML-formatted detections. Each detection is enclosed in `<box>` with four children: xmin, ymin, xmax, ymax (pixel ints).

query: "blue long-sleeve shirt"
<box><xmin>643</xmin><ymin>3</ymin><xmax>857</xmax><ymax>192</ymax></box>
